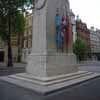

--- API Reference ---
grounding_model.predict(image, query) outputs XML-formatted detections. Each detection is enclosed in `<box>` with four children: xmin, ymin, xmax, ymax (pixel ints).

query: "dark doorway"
<box><xmin>0</xmin><ymin>51</ymin><xmax>4</xmax><ymax>62</ymax></box>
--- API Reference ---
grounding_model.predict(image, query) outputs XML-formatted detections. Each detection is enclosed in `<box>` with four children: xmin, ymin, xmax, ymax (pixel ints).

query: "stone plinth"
<box><xmin>27</xmin><ymin>53</ymin><xmax>77</xmax><ymax>78</ymax></box>
<box><xmin>11</xmin><ymin>0</ymin><xmax>78</xmax><ymax>90</ymax></box>
<box><xmin>26</xmin><ymin>0</ymin><xmax>77</xmax><ymax>78</ymax></box>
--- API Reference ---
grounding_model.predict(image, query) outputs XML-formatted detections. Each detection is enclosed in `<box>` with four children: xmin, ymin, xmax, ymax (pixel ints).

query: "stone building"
<box><xmin>0</xmin><ymin>38</ymin><xmax>7</xmax><ymax>63</ymax></box>
<box><xmin>90</xmin><ymin>27</ymin><xmax>100</xmax><ymax>60</ymax></box>
<box><xmin>0</xmin><ymin>12</ymin><xmax>32</xmax><ymax>64</ymax></box>
<box><xmin>10</xmin><ymin>33</ymin><xmax>18</xmax><ymax>62</ymax></box>
<box><xmin>21</xmin><ymin>13</ymin><xmax>33</xmax><ymax>63</ymax></box>
<box><xmin>0</xmin><ymin>33</ymin><xmax>20</xmax><ymax>63</ymax></box>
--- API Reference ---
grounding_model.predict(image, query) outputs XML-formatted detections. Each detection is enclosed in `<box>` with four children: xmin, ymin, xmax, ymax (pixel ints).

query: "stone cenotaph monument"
<box><xmin>2</xmin><ymin>0</ymin><xmax>100</xmax><ymax>95</ymax></box>
<box><xmin>26</xmin><ymin>0</ymin><xmax>77</xmax><ymax>78</ymax></box>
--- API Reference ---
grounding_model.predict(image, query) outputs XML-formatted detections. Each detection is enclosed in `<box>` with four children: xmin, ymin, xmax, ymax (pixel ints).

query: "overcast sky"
<box><xmin>70</xmin><ymin>0</ymin><xmax>100</xmax><ymax>29</ymax></box>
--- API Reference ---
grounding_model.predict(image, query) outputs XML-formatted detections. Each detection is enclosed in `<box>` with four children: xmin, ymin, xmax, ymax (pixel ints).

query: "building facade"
<box><xmin>0</xmin><ymin>13</ymin><xmax>32</xmax><ymax>64</ymax></box>
<box><xmin>21</xmin><ymin>13</ymin><xmax>33</xmax><ymax>63</ymax></box>
<box><xmin>0</xmin><ymin>38</ymin><xmax>7</xmax><ymax>63</ymax></box>
<box><xmin>11</xmin><ymin>33</ymin><xmax>18</xmax><ymax>62</ymax></box>
<box><xmin>90</xmin><ymin>27</ymin><xmax>100</xmax><ymax>60</ymax></box>
<box><xmin>0</xmin><ymin>33</ymin><xmax>19</xmax><ymax>63</ymax></box>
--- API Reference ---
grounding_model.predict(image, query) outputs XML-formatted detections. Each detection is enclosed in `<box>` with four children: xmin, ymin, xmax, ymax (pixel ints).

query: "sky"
<box><xmin>70</xmin><ymin>0</ymin><xmax>100</xmax><ymax>29</ymax></box>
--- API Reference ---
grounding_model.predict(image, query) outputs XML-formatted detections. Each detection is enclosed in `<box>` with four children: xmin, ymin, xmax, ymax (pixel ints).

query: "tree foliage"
<box><xmin>73</xmin><ymin>38</ymin><xmax>88</xmax><ymax>61</ymax></box>
<box><xmin>0</xmin><ymin>16</ymin><xmax>8</xmax><ymax>41</ymax></box>
<box><xmin>15</xmin><ymin>11</ymin><xmax>26</xmax><ymax>62</ymax></box>
<box><xmin>0</xmin><ymin>0</ymin><xmax>34</xmax><ymax>16</ymax></box>
<box><xmin>0</xmin><ymin>0</ymin><xmax>34</xmax><ymax>66</ymax></box>
<box><xmin>15</xmin><ymin>11</ymin><xmax>25</xmax><ymax>33</ymax></box>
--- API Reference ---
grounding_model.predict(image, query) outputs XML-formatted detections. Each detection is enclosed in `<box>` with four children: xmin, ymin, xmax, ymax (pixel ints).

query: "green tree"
<box><xmin>15</xmin><ymin>11</ymin><xmax>25</xmax><ymax>62</ymax></box>
<box><xmin>0</xmin><ymin>16</ymin><xmax>8</xmax><ymax>41</ymax></box>
<box><xmin>0</xmin><ymin>0</ymin><xmax>34</xmax><ymax>67</ymax></box>
<box><xmin>73</xmin><ymin>38</ymin><xmax>88</xmax><ymax>61</ymax></box>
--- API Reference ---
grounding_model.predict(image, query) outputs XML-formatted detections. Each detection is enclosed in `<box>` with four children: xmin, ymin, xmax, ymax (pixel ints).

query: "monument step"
<box><xmin>8</xmin><ymin>71</ymin><xmax>95</xmax><ymax>86</ymax></box>
<box><xmin>12</xmin><ymin>71</ymin><xmax>89</xmax><ymax>82</ymax></box>
<box><xmin>0</xmin><ymin>71</ymin><xmax>100</xmax><ymax>95</ymax></box>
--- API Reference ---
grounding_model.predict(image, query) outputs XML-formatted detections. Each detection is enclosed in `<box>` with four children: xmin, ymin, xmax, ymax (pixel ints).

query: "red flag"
<box><xmin>66</xmin><ymin>15</ymin><xmax>70</xmax><ymax>49</ymax></box>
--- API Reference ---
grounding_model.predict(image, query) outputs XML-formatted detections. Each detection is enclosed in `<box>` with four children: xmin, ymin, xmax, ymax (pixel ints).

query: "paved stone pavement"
<box><xmin>0</xmin><ymin>63</ymin><xmax>27</xmax><ymax>68</ymax></box>
<box><xmin>0</xmin><ymin>61</ymin><xmax>100</xmax><ymax>100</ymax></box>
<box><xmin>0</xmin><ymin>76</ymin><xmax>100</xmax><ymax>100</ymax></box>
<box><xmin>0</xmin><ymin>63</ymin><xmax>26</xmax><ymax>76</ymax></box>
<box><xmin>0</xmin><ymin>61</ymin><xmax>100</xmax><ymax>76</ymax></box>
<box><xmin>79</xmin><ymin>61</ymin><xmax>100</xmax><ymax>73</ymax></box>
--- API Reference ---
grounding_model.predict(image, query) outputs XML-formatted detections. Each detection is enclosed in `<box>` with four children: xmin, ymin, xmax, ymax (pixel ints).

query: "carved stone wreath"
<box><xmin>36</xmin><ymin>0</ymin><xmax>47</xmax><ymax>10</ymax></box>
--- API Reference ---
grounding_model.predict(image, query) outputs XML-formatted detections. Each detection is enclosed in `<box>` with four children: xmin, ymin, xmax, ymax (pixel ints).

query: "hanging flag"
<box><xmin>66</xmin><ymin>15</ymin><xmax>70</xmax><ymax>49</ymax></box>
<box><xmin>55</xmin><ymin>14</ymin><xmax>61</xmax><ymax>27</ymax></box>
<box><xmin>61</xmin><ymin>15</ymin><xmax>66</xmax><ymax>51</ymax></box>
<box><xmin>55</xmin><ymin>14</ymin><xmax>61</xmax><ymax>50</ymax></box>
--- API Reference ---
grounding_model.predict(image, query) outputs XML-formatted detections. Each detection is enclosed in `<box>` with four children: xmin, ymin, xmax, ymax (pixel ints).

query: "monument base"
<box><xmin>1</xmin><ymin>53</ymin><xmax>100</xmax><ymax>94</ymax></box>
<box><xmin>1</xmin><ymin>71</ymin><xmax>100</xmax><ymax>95</ymax></box>
<box><xmin>26</xmin><ymin>53</ymin><xmax>78</xmax><ymax>77</ymax></box>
